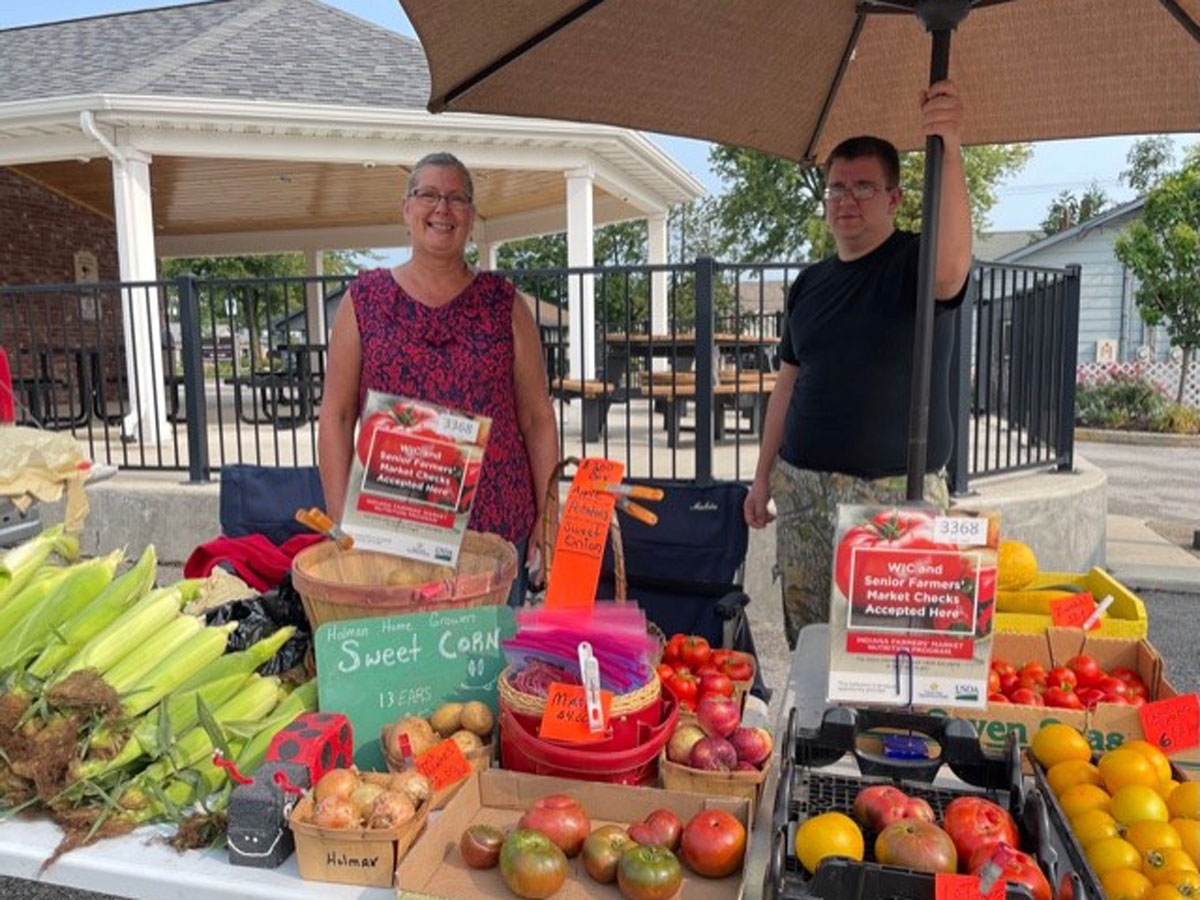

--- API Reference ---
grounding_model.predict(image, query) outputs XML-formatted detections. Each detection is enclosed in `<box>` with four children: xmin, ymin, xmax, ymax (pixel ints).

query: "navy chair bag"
<box><xmin>219</xmin><ymin>465</ymin><xmax>325</xmax><ymax>546</ymax></box>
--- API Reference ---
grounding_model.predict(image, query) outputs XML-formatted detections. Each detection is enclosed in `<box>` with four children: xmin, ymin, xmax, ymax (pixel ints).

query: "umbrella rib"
<box><xmin>1158</xmin><ymin>0</ymin><xmax>1200</xmax><ymax>42</ymax></box>
<box><xmin>803</xmin><ymin>12</ymin><xmax>868</xmax><ymax>164</ymax></box>
<box><xmin>434</xmin><ymin>0</ymin><xmax>611</xmax><ymax>111</ymax></box>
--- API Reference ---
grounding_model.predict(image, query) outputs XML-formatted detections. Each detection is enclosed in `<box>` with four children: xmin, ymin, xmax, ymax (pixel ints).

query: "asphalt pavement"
<box><xmin>1078</xmin><ymin>440</ymin><xmax>1200</xmax><ymax>541</ymax></box>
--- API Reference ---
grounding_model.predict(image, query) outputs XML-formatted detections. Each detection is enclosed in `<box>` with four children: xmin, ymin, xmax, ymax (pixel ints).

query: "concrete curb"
<box><xmin>1107</xmin><ymin>566</ymin><xmax>1200</xmax><ymax>595</ymax></box>
<box><xmin>1076</xmin><ymin>428</ymin><xmax>1200</xmax><ymax>448</ymax></box>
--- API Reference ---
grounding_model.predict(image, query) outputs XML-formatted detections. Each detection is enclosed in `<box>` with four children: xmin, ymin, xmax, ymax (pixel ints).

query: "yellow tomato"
<box><xmin>1158</xmin><ymin>781</ymin><xmax>1181</xmax><ymax>803</ymax></box>
<box><xmin>1172</xmin><ymin>818</ymin><xmax>1200</xmax><ymax>865</ymax></box>
<box><xmin>1032</xmin><ymin>723</ymin><xmax>1093</xmax><ymax>768</ymax></box>
<box><xmin>1125</xmin><ymin>820</ymin><xmax>1183</xmax><ymax>857</ymax></box>
<box><xmin>1073</xmin><ymin>809</ymin><xmax>1121</xmax><ymax>848</ymax></box>
<box><xmin>1049</xmin><ymin>759</ymin><xmax>1104</xmax><ymax>796</ymax></box>
<box><xmin>1143</xmin><ymin>848</ymin><xmax>1198</xmax><ymax>885</ymax></box>
<box><xmin>1144</xmin><ymin>885</ymin><xmax>1186</xmax><ymax>900</ymax></box>
<box><xmin>1122</xmin><ymin>741</ymin><xmax>1175</xmax><ymax>786</ymax></box>
<box><xmin>1161</xmin><ymin>869</ymin><xmax>1200</xmax><ymax>894</ymax></box>
<box><xmin>1061</xmin><ymin>783</ymin><xmax>1113</xmax><ymax>819</ymax></box>
<box><xmin>1101</xmin><ymin>868</ymin><xmax>1154</xmax><ymax>900</ymax></box>
<box><xmin>1167</xmin><ymin>783</ymin><xmax>1200</xmax><ymax>821</ymax></box>
<box><xmin>1087</xmin><ymin>837</ymin><xmax>1144</xmax><ymax>876</ymax></box>
<box><xmin>795</xmin><ymin>812</ymin><xmax>864</xmax><ymax>875</ymax></box>
<box><xmin>1102</xmin><ymin>749</ymin><xmax>1163</xmax><ymax>794</ymax></box>
<box><xmin>1112</xmin><ymin>785</ymin><xmax>1171</xmax><ymax>826</ymax></box>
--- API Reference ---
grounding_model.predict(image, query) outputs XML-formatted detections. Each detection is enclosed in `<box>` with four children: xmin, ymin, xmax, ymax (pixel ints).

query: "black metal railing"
<box><xmin>0</xmin><ymin>258</ymin><xmax>1079</xmax><ymax>492</ymax></box>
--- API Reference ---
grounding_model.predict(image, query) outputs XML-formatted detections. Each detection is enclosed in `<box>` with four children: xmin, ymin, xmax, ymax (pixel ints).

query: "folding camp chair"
<box><xmin>598</xmin><ymin>480</ymin><xmax>770</xmax><ymax>702</ymax></box>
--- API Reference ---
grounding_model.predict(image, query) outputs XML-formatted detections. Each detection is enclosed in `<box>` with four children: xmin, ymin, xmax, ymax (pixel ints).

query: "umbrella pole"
<box><xmin>906</xmin><ymin>1</ymin><xmax>969</xmax><ymax>502</ymax></box>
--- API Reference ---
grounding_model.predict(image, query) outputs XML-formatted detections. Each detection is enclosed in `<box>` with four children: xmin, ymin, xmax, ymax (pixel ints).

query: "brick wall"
<box><xmin>0</xmin><ymin>166</ymin><xmax>126</xmax><ymax>382</ymax></box>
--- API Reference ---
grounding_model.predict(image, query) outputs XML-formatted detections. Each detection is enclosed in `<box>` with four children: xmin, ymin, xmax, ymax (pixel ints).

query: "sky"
<box><xmin>4</xmin><ymin>0</ymin><xmax>1198</xmax><ymax>235</ymax></box>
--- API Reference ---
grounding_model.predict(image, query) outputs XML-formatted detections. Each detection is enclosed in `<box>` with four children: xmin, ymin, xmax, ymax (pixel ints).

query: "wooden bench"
<box><xmin>550</xmin><ymin>378</ymin><xmax>614</xmax><ymax>442</ymax></box>
<box><xmin>642</xmin><ymin>374</ymin><xmax>777</xmax><ymax>447</ymax></box>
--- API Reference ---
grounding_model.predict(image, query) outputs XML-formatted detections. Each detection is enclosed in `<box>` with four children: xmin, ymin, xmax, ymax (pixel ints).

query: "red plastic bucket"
<box><xmin>498</xmin><ymin>692</ymin><xmax>679</xmax><ymax>785</ymax></box>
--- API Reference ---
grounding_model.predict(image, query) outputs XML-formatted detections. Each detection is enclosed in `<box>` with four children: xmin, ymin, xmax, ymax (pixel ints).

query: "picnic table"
<box><xmin>223</xmin><ymin>343</ymin><xmax>325</xmax><ymax>427</ymax></box>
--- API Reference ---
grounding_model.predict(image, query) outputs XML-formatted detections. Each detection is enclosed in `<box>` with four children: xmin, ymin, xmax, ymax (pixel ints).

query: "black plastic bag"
<box><xmin>205</xmin><ymin>573</ymin><xmax>311</xmax><ymax>676</ymax></box>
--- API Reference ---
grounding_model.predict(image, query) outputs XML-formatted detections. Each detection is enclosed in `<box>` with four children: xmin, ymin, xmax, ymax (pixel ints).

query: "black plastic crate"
<box><xmin>765</xmin><ymin>707</ymin><xmax>1088</xmax><ymax>900</ymax></box>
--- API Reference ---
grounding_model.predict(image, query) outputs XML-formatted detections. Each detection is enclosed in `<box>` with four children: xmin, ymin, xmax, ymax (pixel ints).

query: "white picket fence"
<box><xmin>1076</xmin><ymin>359</ymin><xmax>1200</xmax><ymax>408</ymax></box>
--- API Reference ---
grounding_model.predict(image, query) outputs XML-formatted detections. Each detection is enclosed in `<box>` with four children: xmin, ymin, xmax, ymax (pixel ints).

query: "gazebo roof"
<box><xmin>0</xmin><ymin>0</ymin><xmax>430</xmax><ymax>109</ymax></box>
<box><xmin>0</xmin><ymin>0</ymin><xmax>704</xmax><ymax>255</ymax></box>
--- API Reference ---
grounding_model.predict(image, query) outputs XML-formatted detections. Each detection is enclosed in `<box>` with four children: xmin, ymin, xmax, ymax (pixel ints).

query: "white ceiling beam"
<box><xmin>157</xmin><ymin>224</ymin><xmax>408</xmax><ymax>257</ymax></box>
<box><xmin>589</xmin><ymin>156</ymin><xmax>672</xmax><ymax>216</ymax></box>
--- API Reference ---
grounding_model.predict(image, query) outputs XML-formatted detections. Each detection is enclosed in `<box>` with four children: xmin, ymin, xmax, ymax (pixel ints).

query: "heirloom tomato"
<box><xmin>833</xmin><ymin>509</ymin><xmax>947</xmax><ymax>598</ymax></box>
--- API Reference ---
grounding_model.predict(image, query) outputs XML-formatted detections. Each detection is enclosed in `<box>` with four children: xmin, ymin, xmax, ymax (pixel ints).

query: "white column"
<box><xmin>475</xmin><ymin>241</ymin><xmax>499</xmax><ymax>271</ymax></box>
<box><xmin>565</xmin><ymin>167</ymin><xmax>596</xmax><ymax>384</ymax></box>
<box><xmin>304</xmin><ymin>248</ymin><xmax>326</xmax><ymax>343</ymax></box>
<box><xmin>647</xmin><ymin>213</ymin><xmax>669</xmax><ymax>371</ymax></box>
<box><xmin>112</xmin><ymin>150</ymin><xmax>169</xmax><ymax>443</ymax></box>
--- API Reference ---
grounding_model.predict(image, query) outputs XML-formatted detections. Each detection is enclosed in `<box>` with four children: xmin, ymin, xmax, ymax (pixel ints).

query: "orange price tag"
<box><xmin>544</xmin><ymin>458</ymin><xmax>624</xmax><ymax>610</ymax></box>
<box><xmin>1049</xmin><ymin>592</ymin><xmax>1099</xmax><ymax>629</ymax></box>
<box><xmin>414</xmin><ymin>738</ymin><xmax>473</xmax><ymax>790</ymax></box>
<box><xmin>539</xmin><ymin>682</ymin><xmax>613</xmax><ymax>744</ymax></box>
<box><xmin>935</xmin><ymin>873</ymin><xmax>1006</xmax><ymax>900</ymax></box>
<box><xmin>1139</xmin><ymin>694</ymin><xmax>1200</xmax><ymax>755</ymax></box>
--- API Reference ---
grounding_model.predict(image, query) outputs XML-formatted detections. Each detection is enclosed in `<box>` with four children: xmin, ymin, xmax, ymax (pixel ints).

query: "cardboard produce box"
<box><xmin>995</xmin><ymin>568</ymin><xmax>1148</xmax><ymax>639</ymax></box>
<box><xmin>395</xmin><ymin>768</ymin><xmax>751</xmax><ymax>899</ymax></box>
<box><xmin>926</xmin><ymin>629</ymin><xmax>1200</xmax><ymax>779</ymax></box>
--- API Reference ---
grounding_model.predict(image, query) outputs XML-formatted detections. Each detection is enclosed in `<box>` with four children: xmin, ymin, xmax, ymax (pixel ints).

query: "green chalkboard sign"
<box><xmin>315</xmin><ymin>605</ymin><xmax>516</xmax><ymax>770</ymax></box>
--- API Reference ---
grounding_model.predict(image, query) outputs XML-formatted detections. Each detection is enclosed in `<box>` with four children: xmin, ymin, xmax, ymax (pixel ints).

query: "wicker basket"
<box><xmin>498</xmin><ymin>665</ymin><xmax>662</xmax><ymax>720</ymax></box>
<box><xmin>658</xmin><ymin>746</ymin><xmax>772</xmax><ymax>811</ymax></box>
<box><xmin>291</xmin><ymin>530</ymin><xmax>517</xmax><ymax>629</ymax></box>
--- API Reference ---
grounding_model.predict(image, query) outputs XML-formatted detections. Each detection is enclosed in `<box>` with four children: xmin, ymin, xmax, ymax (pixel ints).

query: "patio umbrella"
<box><xmin>397</xmin><ymin>0</ymin><xmax>1200</xmax><ymax>499</ymax></box>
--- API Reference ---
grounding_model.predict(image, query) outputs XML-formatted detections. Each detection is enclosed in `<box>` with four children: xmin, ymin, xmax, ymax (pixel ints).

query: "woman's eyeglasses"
<box><xmin>408</xmin><ymin>187</ymin><xmax>474</xmax><ymax>210</ymax></box>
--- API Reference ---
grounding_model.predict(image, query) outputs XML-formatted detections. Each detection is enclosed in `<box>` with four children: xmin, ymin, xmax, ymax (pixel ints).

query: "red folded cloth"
<box><xmin>184</xmin><ymin>533</ymin><xmax>325</xmax><ymax>592</ymax></box>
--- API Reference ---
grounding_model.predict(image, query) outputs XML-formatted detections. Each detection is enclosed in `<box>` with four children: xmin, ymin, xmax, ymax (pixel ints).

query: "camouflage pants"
<box><xmin>770</xmin><ymin>458</ymin><xmax>950</xmax><ymax>649</ymax></box>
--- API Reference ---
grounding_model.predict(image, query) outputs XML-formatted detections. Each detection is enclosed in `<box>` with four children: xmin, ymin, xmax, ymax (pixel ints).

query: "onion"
<box><xmin>348</xmin><ymin>782</ymin><xmax>385</xmax><ymax>819</ymax></box>
<box><xmin>367</xmin><ymin>790</ymin><xmax>416</xmax><ymax>830</ymax></box>
<box><xmin>311</xmin><ymin>796</ymin><xmax>358</xmax><ymax>830</ymax></box>
<box><xmin>314</xmin><ymin>768</ymin><xmax>359</xmax><ymax>804</ymax></box>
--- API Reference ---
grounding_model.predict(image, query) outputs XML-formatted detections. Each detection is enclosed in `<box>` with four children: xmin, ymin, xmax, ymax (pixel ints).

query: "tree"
<box><xmin>711</xmin><ymin>143</ymin><xmax>1032</xmax><ymax>261</ymax></box>
<box><xmin>1114</xmin><ymin>162</ymin><xmax>1200</xmax><ymax>404</ymax></box>
<box><xmin>1122</xmin><ymin>135</ymin><xmax>1176</xmax><ymax>193</ymax></box>
<box><xmin>160</xmin><ymin>250</ymin><xmax>371</xmax><ymax>364</ymax></box>
<box><xmin>1039</xmin><ymin>182</ymin><xmax>1111</xmax><ymax>236</ymax></box>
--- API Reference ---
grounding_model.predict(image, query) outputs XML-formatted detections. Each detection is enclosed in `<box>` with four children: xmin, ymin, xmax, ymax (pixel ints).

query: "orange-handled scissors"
<box><xmin>295</xmin><ymin>507</ymin><xmax>354</xmax><ymax>550</ymax></box>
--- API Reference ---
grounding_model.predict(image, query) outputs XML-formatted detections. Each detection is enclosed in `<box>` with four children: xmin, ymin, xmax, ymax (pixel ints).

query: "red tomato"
<box><xmin>1125</xmin><ymin>695</ymin><xmax>1145</xmax><ymax>708</ymax></box>
<box><xmin>680</xmin><ymin>637</ymin><xmax>711</xmax><ymax>668</ymax></box>
<box><xmin>1067</xmin><ymin>654</ymin><xmax>1104</xmax><ymax>688</ymax></box>
<box><xmin>1009</xmin><ymin>688</ymin><xmax>1044</xmax><ymax>706</ymax></box>
<box><xmin>988</xmin><ymin>670</ymin><xmax>1001</xmax><ymax>694</ymax></box>
<box><xmin>1044</xmin><ymin>687</ymin><xmax>1084</xmax><ymax>710</ymax></box>
<box><xmin>665</xmin><ymin>671</ymin><xmax>698</xmax><ymax>705</ymax></box>
<box><xmin>1110</xmin><ymin>666</ymin><xmax>1143</xmax><ymax>686</ymax></box>
<box><xmin>988</xmin><ymin>692</ymin><xmax>1011</xmax><ymax>703</ymax></box>
<box><xmin>992</xmin><ymin>661</ymin><xmax>1017</xmax><ymax>679</ymax></box>
<box><xmin>699</xmin><ymin>673</ymin><xmax>734</xmax><ymax>698</ymax></box>
<box><xmin>710</xmin><ymin>649</ymin><xmax>735</xmax><ymax>666</ymax></box>
<box><xmin>1096</xmin><ymin>676</ymin><xmax>1128</xmax><ymax>698</ymax></box>
<box><xmin>967</xmin><ymin>844</ymin><xmax>1051</xmax><ymax>900</ymax></box>
<box><xmin>834</xmin><ymin>509</ymin><xmax>947</xmax><ymax>598</ymax></box>
<box><xmin>694</xmin><ymin>664</ymin><xmax>721</xmax><ymax>679</ymax></box>
<box><xmin>679</xmin><ymin>810</ymin><xmax>746</xmax><ymax>879</ymax></box>
<box><xmin>655</xmin><ymin>664</ymin><xmax>676</xmax><ymax>684</ymax></box>
<box><xmin>1019</xmin><ymin>662</ymin><xmax>1047</xmax><ymax>683</ymax></box>
<box><xmin>1017</xmin><ymin>674</ymin><xmax>1046</xmax><ymax>693</ymax></box>
<box><xmin>663</xmin><ymin>635</ymin><xmax>686</xmax><ymax>664</ymax></box>
<box><xmin>942</xmin><ymin>796</ymin><xmax>1020</xmax><ymax>865</ymax></box>
<box><xmin>1077</xmin><ymin>687</ymin><xmax>1106</xmax><ymax>710</ymax></box>
<box><xmin>722</xmin><ymin>658</ymin><xmax>754</xmax><ymax>682</ymax></box>
<box><xmin>1047</xmin><ymin>666</ymin><xmax>1078</xmax><ymax>690</ymax></box>
<box><xmin>999</xmin><ymin>672</ymin><xmax>1021</xmax><ymax>695</ymax></box>
<box><xmin>1125</xmin><ymin>681</ymin><xmax>1148</xmax><ymax>700</ymax></box>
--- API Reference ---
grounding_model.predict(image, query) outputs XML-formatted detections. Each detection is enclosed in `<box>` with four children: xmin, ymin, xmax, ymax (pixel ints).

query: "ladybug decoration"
<box><xmin>266</xmin><ymin>712</ymin><xmax>353</xmax><ymax>784</ymax></box>
<box><xmin>223</xmin><ymin>713</ymin><xmax>353</xmax><ymax>869</ymax></box>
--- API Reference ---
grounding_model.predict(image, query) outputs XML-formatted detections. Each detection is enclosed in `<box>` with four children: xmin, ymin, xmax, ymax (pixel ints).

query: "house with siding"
<box><xmin>996</xmin><ymin>199</ymin><xmax>1167</xmax><ymax>364</ymax></box>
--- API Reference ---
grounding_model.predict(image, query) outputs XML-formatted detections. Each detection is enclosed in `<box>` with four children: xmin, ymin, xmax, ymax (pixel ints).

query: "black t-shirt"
<box><xmin>778</xmin><ymin>230</ymin><xmax>966</xmax><ymax>479</ymax></box>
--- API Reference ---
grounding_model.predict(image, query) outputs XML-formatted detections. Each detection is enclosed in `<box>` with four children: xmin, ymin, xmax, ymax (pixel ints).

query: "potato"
<box><xmin>429</xmin><ymin>703</ymin><xmax>464</xmax><ymax>738</ymax></box>
<box><xmin>460</xmin><ymin>701</ymin><xmax>494</xmax><ymax>738</ymax></box>
<box><xmin>450</xmin><ymin>729</ymin><xmax>484</xmax><ymax>754</ymax></box>
<box><xmin>385</xmin><ymin>717</ymin><xmax>437</xmax><ymax>757</ymax></box>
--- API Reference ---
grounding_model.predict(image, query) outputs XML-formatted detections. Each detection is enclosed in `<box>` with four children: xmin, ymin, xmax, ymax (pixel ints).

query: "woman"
<box><xmin>318</xmin><ymin>152</ymin><xmax>558</xmax><ymax>605</ymax></box>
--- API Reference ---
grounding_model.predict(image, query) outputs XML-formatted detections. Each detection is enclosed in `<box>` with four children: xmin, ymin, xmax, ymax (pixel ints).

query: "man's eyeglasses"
<box><xmin>408</xmin><ymin>187</ymin><xmax>473</xmax><ymax>210</ymax></box>
<box><xmin>824</xmin><ymin>182</ymin><xmax>891</xmax><ymax>202</ymax></box>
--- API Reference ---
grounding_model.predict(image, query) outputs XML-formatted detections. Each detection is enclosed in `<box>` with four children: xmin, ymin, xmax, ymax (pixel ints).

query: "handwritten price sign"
<box><xmin>1139</xmin><ymin>694</ymin><xmax>1200</xmax><ymax>755</ymax></box>
<box><xmin>1049</xmin><ymin>593</ymin><xmax>1099</xmax><ymax>630</ymax></box>
<box><xmin>539</xmin><ymin>682</ymin><xmax>613</xmax><ymax>744</ymax></box>
<box><xmin>414</xmin><ymin>738</ymin><xmax>472</xmax><ymax>790</ymax></box>
<box><xmin>935</xmin><ymin>873</ymin><xmax>1006</xmax><ymax>900</ymax></box>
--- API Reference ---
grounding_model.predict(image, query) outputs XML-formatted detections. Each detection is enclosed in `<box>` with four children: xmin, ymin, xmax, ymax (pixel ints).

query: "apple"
<box><xmin>728</xmin><ymin>726</ymin><xmax>773</xmax><ymax>766</ymax></box>
<box><xmin>734</xmin><ymin>761</ymin><xmax>760</xmax><ymax>771</ymax></box>
<box><xmin>697</xmin><ymin>694</ymin><xmax>740</xmax><ymax>738</ymax></box>
<box><xmin>667</xmin><ymin>724</ymin><xmax>706</xmax><ymax>765</ymax></box>
<box><xmin>689</xmin><ymin>735</ymin><xmax>738</xmax><ymax>771</ymax></box>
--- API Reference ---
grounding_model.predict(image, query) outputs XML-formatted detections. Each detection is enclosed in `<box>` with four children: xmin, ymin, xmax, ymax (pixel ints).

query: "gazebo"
<box><xmin>0</xmin><ymin>0</ymin><xmax>703</xmax><ymax>438</ymax></box>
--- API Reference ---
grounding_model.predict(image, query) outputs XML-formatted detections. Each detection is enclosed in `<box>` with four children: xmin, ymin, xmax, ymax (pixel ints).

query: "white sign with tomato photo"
<box><xmin>826</xmin><ymin>505</ymin><xmax>1000</xmax><ymax>709</ymax></box>
<box><xmin>342</xmin><ymin>391</ymin><xmax>490</xmax><ymax>565</ymax></box>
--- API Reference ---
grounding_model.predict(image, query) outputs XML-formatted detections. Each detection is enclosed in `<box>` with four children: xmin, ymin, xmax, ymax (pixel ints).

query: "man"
<box><xmin>744</xmin><ymin>80</ymin><xmax>972</xmax><ymax>649</ymax></box>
